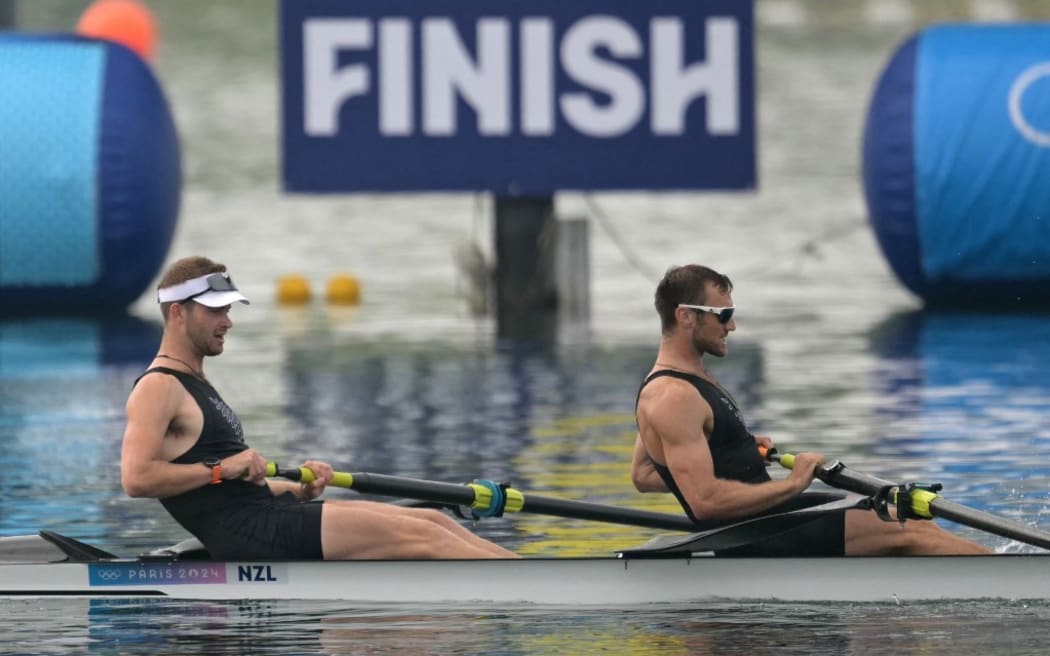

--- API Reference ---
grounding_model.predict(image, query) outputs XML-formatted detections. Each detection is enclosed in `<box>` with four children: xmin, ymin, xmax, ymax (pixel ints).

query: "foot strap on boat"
<box><xmin>871</xmin><ymin>482</ymin><xmax>942</xmax><ymax>523</ymax></box>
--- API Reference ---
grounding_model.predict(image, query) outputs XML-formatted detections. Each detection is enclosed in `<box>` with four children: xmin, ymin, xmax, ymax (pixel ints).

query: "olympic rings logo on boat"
<box><xmin>95</xmin><ymin>568</ymin><xmax>124</xmax><ymax>581</ymax></box>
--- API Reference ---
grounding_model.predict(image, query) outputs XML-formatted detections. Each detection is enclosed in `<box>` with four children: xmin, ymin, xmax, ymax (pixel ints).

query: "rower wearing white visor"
<box><xmin>121</xmin><ymin>255</ymin><xmax>518</xmax><ymax>561</ymax></box>
<box><xmin>156</xmin><ymin>270</ymin><xmax>250</xmax><ymax>308</ymax></box>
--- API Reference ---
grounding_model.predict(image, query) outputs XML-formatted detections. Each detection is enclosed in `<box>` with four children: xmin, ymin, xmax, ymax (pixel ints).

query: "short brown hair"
<box><xmin>654</xmin><ymin>265</ymin><xmax>733</xmax><ymax>333</ymax></box>
<box><xmin>157</xmin><ymin>255</ymin><xmax>227</xmax><ymax>319</ymax></box>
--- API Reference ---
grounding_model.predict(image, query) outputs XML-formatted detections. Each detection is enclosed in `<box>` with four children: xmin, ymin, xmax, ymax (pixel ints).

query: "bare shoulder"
<box><xmin>125</xmin><ymin>369</ymin><xmax>185</xmax><ymax>413</ymax></box>
<box><xmin>638</xmin><ymin>375</ymin><xmax>710</xmax><ymax>432</ymax></box>
<box><xmin>639</xmin><ymin>375</ymin><xmax>704</xmax><ymax>412</ymax></box>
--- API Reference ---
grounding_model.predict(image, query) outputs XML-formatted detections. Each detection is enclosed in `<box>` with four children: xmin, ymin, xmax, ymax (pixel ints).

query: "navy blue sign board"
<box><xmin>280</xmin><ymin>0</ymin><xmax>754</xmax><ymax>193</ymax></box>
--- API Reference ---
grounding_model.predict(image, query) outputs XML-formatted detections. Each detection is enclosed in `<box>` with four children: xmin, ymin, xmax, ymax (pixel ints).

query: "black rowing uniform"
<box><xmin>136</xmin><ymin>367</ymin><xmax>323</xmax><ymax>560</ymax></box>
<box><xmin>637</xmin><ymin>370</ymin><xmax>846</xmax><ymax>556</ymax></box>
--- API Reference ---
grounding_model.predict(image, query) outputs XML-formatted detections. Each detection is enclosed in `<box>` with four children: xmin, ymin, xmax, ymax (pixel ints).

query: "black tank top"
<box><xmin>133</xmin><ymin>367</ymin><xmax>272</xmax><ymax>535</ymax></box>
<box><xmin>637</xmin><ymin>370</ymin><xmax>770</xmax><ymax>525</ymax></box>
<box><xmin>134</xmin><ymin>367</ymin><xmax>248</xmax><ymax>463</ymax></box>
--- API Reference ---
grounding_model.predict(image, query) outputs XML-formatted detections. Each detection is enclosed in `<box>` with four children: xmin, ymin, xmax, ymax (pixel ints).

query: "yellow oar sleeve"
<box><xmin>896</xmin><ymin>487</ymin><xmax>937</xmax><ymax>519</ymax></box>
<box><xmin>265</xmin><ymin>462</ymin><xmax>354</xmax><ymax>489</ymax></box>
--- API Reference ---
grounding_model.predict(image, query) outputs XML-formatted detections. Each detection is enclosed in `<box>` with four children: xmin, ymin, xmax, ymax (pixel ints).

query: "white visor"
<box><xmin>157</xmin><ymin>272</ymin><xmax>250</xmax><ymax>307</ymax></box>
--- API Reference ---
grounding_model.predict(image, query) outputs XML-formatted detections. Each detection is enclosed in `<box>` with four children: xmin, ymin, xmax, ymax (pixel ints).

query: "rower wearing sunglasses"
<box><xmin>631</xmin><ymin>264</ymin><xmax>989</xmax><ymax>556</ymax></box>
<box><xmin>121</xmin><ymin>255</ymin><xmax>517</xmax><ymax>561</ymax></box>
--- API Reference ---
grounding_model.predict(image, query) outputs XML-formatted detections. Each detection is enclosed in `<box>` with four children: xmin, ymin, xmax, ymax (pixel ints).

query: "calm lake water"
<box><xmin>4</xmin><ymin>1</ymin><xmax>1050</xmax><ymax>654</ymax></box>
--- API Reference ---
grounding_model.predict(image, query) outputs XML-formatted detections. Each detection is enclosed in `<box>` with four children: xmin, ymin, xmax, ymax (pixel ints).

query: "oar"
<box><xmin>266</xmin><ymin>463</ymin><xmax>697</xmax><ymax>532</ymax></box>
<box><xmin>763</xmin><ymin>448</ymin><xmax>1050</xmax><ymax>550</ymax></box>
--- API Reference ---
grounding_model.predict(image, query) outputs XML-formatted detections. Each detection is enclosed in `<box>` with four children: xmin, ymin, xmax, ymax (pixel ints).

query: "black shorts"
<box><xmin>197</xmin><ymin>493</ymin><xmax>325</xmax><ymax>560</ymax></box>
<box><xmin>715</xmin><ymin>492</ymin><xmax>848</xmax><ymax>557</ymax></box>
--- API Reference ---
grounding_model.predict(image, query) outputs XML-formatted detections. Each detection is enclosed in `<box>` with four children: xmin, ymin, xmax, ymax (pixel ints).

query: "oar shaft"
<box><xmin>515</xmin><ymin>495</ymin><xmax>696</xmax><ymax>532</ymax></box>
<box><xmin>267</xmin><ymin>464</ymin><xmax>696</xmax><ymax>532</ymax></box>
<box><xmin>339</xmin><ymin>472</ymin><xmax>480</xmax><ymax>506</ymax></box>
<box><xmin>930</xmin><ymin>498</ymin><xmax>1050</xmax><ymax>549</ymax></box>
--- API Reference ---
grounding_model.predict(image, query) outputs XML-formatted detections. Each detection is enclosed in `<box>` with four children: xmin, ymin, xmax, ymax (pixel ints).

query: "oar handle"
<box><xmin>758</xmin><ymin>446</ymin><xmax>796</xmax><ymax>470</ymax></box>
<box><xmin>266</xmin><ymin>463</ymin><xmax>354</xmax><ymax>489</ymax></box>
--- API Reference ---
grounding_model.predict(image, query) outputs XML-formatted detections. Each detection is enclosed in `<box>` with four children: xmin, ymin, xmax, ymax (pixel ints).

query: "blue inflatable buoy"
<box><xmin>863</xmin><ymin>25</ymin><xmax>1050</xmax><ymax>307</ymax></box>
<box><xmin>0</xmin><ymin>34</ymin><xmax>180</xmax><ymax>315</ymax></box>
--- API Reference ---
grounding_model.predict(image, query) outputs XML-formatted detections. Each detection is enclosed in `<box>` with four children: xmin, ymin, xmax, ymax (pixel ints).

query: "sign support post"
<box><xmin>494</xmin><ymin>196</ymin><xmax>556</xmax><ymax>341</ymax></box>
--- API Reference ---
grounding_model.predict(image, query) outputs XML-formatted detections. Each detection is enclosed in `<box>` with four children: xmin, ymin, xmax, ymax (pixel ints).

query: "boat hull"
<box><xmin>2</xmin><ymin>554</ymin><xmax>1048</xmax><ymax>604</ymax></box>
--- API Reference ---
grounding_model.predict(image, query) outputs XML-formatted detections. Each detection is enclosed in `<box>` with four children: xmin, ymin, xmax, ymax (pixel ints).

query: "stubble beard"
<box><xmin>692</xmin><ymin>327</ymin><xmax>726</xmax><ymax>359</ymax></box>
<box><xmin>190</xmin><ymin>330</ymin><xmax>223</xmax><ymax>358</ymax></box>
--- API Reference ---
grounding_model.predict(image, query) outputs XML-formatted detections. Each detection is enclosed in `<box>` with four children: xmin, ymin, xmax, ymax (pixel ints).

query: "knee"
<box><xmin>884</xmin><ymin>527</ymin><xmax>927</xmax><ymax>555</ymax></box>
<box><xmin>415</xmin><ymin>508</ymin><xmax>457</xmax><ymax>527</ymax></box>
<box><xmin>881</xmin><ymin>522</ymin><xmax>945</xmax><ymax>555</ymax></box>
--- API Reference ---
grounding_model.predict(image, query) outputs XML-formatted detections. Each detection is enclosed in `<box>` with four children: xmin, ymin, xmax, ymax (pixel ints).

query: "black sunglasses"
<box><xmin>184</xmin><ymin>272</ymin><xmax>237</xmax><ymax>300</ymax></box>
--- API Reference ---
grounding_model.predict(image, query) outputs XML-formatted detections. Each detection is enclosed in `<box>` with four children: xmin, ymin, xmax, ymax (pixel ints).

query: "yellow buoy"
<box><xmin>326</xmin><ymin>274</ymin><xmax>361</xmax><ymax>305</ymax></box>
<box><xmin>276</xmin><ymin>275</ymin><xmax>312</xmax><ymax>305</ymax></box>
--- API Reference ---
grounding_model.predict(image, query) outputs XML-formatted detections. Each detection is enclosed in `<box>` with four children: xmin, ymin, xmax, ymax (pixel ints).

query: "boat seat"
<box><xmin>141</xmin><ymin>536</ymin><xmax>212</xmax><ymax>561</ymax></box>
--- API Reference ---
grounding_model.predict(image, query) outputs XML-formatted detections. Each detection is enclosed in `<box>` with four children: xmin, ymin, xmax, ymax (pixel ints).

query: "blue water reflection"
<box><xmin>0</xmin><ymin>316</ymin><xmax>161</xmax><ymax>540</ymax></box>
<box><xmin>868</xmin><ymin>311</ymin><xmax>1050</xmax><ymax>520</ymax></box>
<box><xmin>280</xmin><ymin>339</ymin><xmax>658</xmax><ymax>484</ymax></box>
<box><xmin>0</xmin><ymin>315</ymin><xmax>160</xmax><ymax>378</ymax></box>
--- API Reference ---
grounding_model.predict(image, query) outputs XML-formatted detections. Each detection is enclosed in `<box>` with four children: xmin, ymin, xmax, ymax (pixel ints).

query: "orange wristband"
<box><xmin>203</xmin><ymin>458</ymin><xmax>222</xmax><ymax>485</ymax></box>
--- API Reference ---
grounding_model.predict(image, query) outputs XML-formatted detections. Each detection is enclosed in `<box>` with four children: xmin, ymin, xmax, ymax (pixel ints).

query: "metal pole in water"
<box><xmin>493</xmin><ymin>195</ymin><xmax>557</xmax><ymax>341</ymax></box>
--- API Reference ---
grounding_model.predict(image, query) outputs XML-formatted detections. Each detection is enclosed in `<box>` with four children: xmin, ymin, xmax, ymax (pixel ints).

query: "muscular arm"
<box><xmin>121</xmin><ymin>374</ymin><xmax>214</xmax><ymax>498</ymax></box>
<box><xmin>638</xmin><ymin>380</ymin><xmax>820</xmax><ymax>522</ymax></box>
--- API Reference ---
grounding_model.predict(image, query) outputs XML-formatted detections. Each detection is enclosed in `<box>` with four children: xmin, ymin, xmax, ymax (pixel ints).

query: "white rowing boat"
<box><xmin>1</xmin><ymin>531</ymin><xmax>1048</xmax><ymax>604</ymax></box>
<box><xmin>5</xmin><ymin>453</ymin><xmax>1048</xmax><ymax>604</ymax></box>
